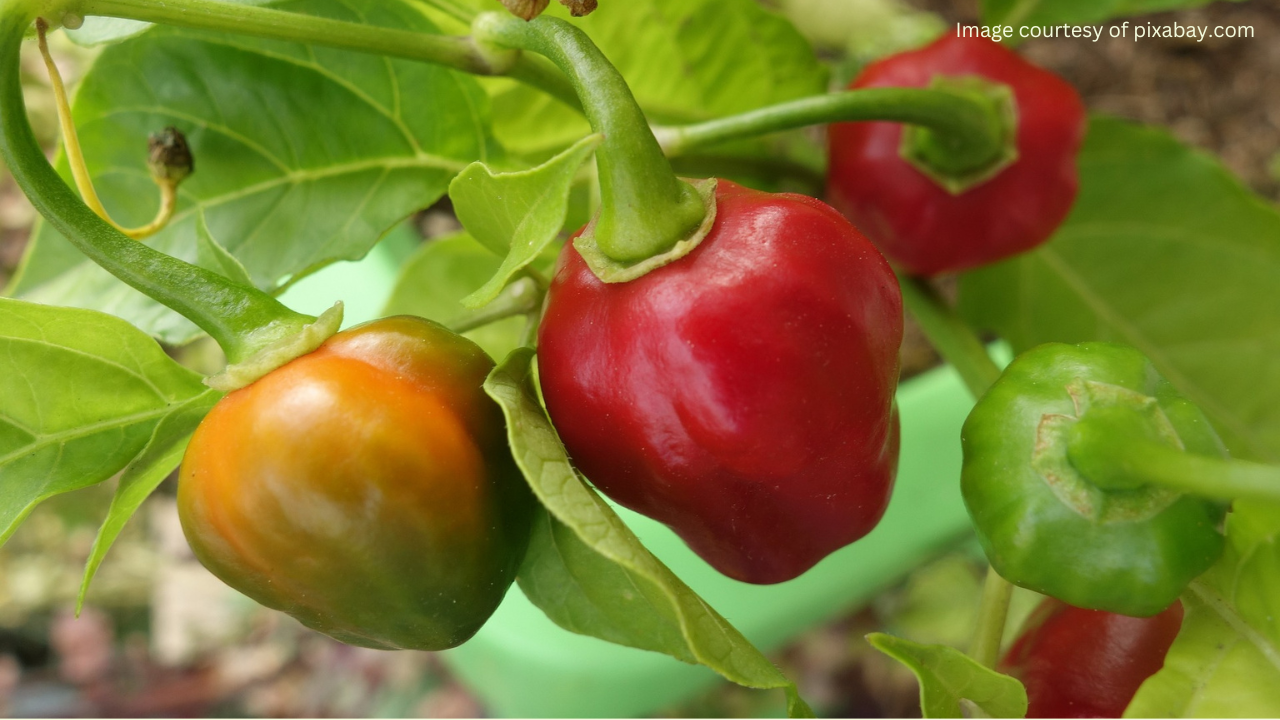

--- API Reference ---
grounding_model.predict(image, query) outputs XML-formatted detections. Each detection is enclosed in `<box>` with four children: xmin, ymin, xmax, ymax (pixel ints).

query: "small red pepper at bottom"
<box><xmin>1000</xmin><ymin>597</ymin><xmax>1184</xmax><ymax>718</ymax></box>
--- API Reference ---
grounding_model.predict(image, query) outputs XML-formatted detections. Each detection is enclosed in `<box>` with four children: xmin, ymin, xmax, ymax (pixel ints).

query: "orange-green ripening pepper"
<box><xmin>178</xmin><ymin>317</ymin><xmax>534</xmax><ymax>650</ymax></box>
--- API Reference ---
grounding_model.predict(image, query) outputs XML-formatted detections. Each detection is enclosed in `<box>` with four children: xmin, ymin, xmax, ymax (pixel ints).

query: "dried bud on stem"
<box><xmin>500</xmin><ymin>0</ymin><xmax>550</xmax><ymax>21</ymax></box>
<box><xmin>148</xmin><ymin>127</ymin><xmax>194</xmax><ymax>184</ymax></box>
<box><xmin>559</xmin><ymin>0</ymin><xmax>598</xmax><ymax>16</ymax></box>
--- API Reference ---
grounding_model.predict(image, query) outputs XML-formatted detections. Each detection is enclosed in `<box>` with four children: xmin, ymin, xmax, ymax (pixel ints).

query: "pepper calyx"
<box><xmin>573</xmin><ymin>177</ymin><xmax>718</xmax><ymax>283</ymax></box>
<box><xmin>205</xmin><ymin>302</ymin><xmax>344</xmax><ymax>393</ymax></box>
<box><xmin>900</xmin><ymin>75</ymin><xmax>1019</xmax><ymax>195</ymax></box>
<box><xmin>1032</xmin><ymin>379</ymin><xmax>1184</xmax><ymax>523</ymax></box>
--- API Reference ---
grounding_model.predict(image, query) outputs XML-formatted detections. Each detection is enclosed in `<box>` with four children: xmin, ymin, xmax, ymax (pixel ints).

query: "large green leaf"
<box><xmin>959</xmin><ymin>117</ymin><xmax>1280</xmax><ymax>462</ymax></box>
<box><xmin>10</xmin><ymin>0</ymin><xmax>495</xmax><ymax>344</ymax></box>
<box><xmin>1125</xmin><ymin>501</ymin><xmax>1280</xmax><ymax>717</ymax></box>
<box><xmin>466</xmin><ymin>0</ymin><xmax>828</xmax><ymax>158</ymax></box>
<box><xmin>484</xmin><ymin>348</ymin><xmax>813</xmax><ymax>718</ymax></box>
<box><xmin>0</xmin><ymin>299</ymin><xmax>215</xmax><ymax>545</ymax></box>
<box><xmin>867</xmin><ymin>633</ymin><xmax>1028</xmax><ymax>719</ymax></box>
<box><xmin>981</xmin><ymin>0</ymin><xmax>1245</xmax><ymax>31</ymax></box>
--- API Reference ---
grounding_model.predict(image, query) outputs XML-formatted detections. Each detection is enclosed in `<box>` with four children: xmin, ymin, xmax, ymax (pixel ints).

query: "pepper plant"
<box><xmin>1</xmin><ymin>0</ymin><xmax>1278</xmax><ymax>716</ymax></box>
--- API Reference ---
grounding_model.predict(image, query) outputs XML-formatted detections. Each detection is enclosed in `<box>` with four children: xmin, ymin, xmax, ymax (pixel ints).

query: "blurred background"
<box><xmin>1</xmin><ymin>0</ymin><xmax>1277</xmax><ymax>716</ymax></box>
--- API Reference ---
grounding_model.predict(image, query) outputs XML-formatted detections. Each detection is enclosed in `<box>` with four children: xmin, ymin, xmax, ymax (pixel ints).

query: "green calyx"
<box><xmin>1032</xmin><ymin>379</ymin><xmax>1184</xmax><ymax>524</ymax></box>
<box><xmin>1066</xmin><ymin>394</ymin><xmax>1186</xmax><ymax>493</ymax></box>
<box><xmin>900</xmin><ymin>75</ymin><xmax>1018</xmax><ymax>195</ymax></box>
<box><xmin>593</xmin><ymin>164</ymin><xmax>707</xmax><ymax>264</ymax></box>
<box><xmin>205</xmin><ymin>302</ymin><xmax>344</xmax><ymax>393</ymax></box>
<box><xmin>574</xmin><ymin>177</ymin><xmax>718</xmax><ymax>283</ymax></box>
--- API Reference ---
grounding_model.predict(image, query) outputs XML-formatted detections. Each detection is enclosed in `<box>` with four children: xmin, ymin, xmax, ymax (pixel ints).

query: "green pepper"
<box><xmin>961</xmin><ymin>342</ymin><xmax>1227</xmax><ymax>617</ymax></box>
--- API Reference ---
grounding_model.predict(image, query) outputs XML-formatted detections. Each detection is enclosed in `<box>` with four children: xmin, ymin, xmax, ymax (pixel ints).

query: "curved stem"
<box><xmin>117</xmin><ymin>179</ymin><xmax>178</xmax><ymax>239</ymax></box>
<box><xmin>38</xmin><ymin>19</ymin><xmax>179</xmax><ymax>240</ymax></box>
<box><xmin>36</xmin><ymin>18</ymin><xmax>106</xmax><ymax>220</ymax></box>
<box><xmin>0</xmin><ymin>7</ymin><xmax>313</xmax><ymax>364</ymax></box>
<box><xmin>897</xmin><ymin>274</ymin><xmax>1002</xmax><ymax>398</ymax></box>
<box><xmin>654</xmin><ymin>88</ymin><xmax>1005</xmax><ymax>166</ymax></box>
<box><xmin>70</xmin><ymin>0</ymin><xmax>580</xmax><ymax>111</ymax></box>
<box><xmin>1070</xmin><ymin>428</ymin><xmax>1280</xmax><ymax>505</ymax></box>
<box><xmin>969</xmin><ymin>567</ymin><xmax>1015</xmax><ymax>669</ymax></box>
<box><xmin>478</xmin><ymin>13</ymin><xmax>706</xmax><ymax>263</ymax></box>
<box><xmin>447</xmin><ymin>277</ymin><xmax>542</xmax><ymax>334</ymax></box>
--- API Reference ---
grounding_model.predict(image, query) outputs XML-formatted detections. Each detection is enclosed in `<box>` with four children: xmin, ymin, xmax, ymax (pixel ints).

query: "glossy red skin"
<box><xmin>827</xmin><ymin>33</ymin><xmax>1087</xmax><ymax>276</ymax></box>
<box><xmin>1000</xmin><ymin>598</ymin><xmax>1184</xmax><ymax>718</ymax></box>
<box><xmin>537</xmin><ymin>181</ymin><xmax>903</xmax><ymax>584</ymax></box>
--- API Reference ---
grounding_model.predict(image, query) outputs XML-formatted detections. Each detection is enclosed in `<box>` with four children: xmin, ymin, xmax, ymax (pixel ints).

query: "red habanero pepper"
<box><xmin>827</xmin><ymin>33</ymin><xmax>1086</xmax><ymax>276</ymax></box>
<box><xmin>536</xmin><ymin>180</ymin><xmax>903</xmax><ymax>585</ymax></box>
<box><xmin>1000</xmin><ymin>598</ymin><xmax>1184</xmax><ymax>718</ymax></box>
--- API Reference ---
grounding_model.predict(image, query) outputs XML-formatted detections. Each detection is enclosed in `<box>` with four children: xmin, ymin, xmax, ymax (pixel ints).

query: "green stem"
<box><xmin>448</xmin><ymin>277</ymin><xmax>542</xmax><ymax>334</ymax></box>
<box><xmin>897</xmin><ymin>274</ymin><xmax>1002</xmax><ymax>398</ymax></box>
<box><xmin>477</xmin><ymin>13</ymin><xmax>706</xmax><ymax>263</ymax></box>
<box><xmin>1069</xmin><ymin>425</ymin><xmax>1280</xmax><ymax>505</ymax></box>
<box><xmin>969</xmin><ymin>567</ymin><xmax>1015</xmax><ymax>669</ymax></box>
<box><xmin>898</xmin><ymin>272</ymin><xmax>1013</xmax><ymax>668</ymax></box>
<box><xmin>0</xmin><ymin>5</ymin><xmax>312</xmax><ymax>364</ymax></box>
<box><xmin>68</xmin><ymin>0</ymin><xmax>579</xmax><ymax>110</ymax></box>
<box><xmin>654</xmin><ymin>88</ymin><xmax>1005</xmax><ymax>167</ymax></box>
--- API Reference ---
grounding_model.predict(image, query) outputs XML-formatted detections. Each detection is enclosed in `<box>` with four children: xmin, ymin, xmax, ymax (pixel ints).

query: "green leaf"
<box><xmin>1125</xmin><ymin>502</ymin><xmax>1280</xmax><ymax>717</ymax></box>
<box><xmin>773</xmin><ymin>0</ymin><xmax>945</xmax><ymax>60</ymax></box>
<box><xmin>449</xmin><ymin>134</ymin><xmax>599</xmax><ymax>307</ymax></box>
<box><xmin>959</xmin><ymin>117</ymin><xmax>1280</xmax><ymax>462</ymax></box>
<box><xmin>10</xmin><ymin>0</ymin><xmax>495</xmax><ymax>344</ymax></box>
<box><xmin>77</xmin><ymin>388</ymin><xmax>219</xmax><ymax>612</ymax></box>
<box><xmin>469</xmin><ymin>0</ymin><xmax>827</xmax><ymax>158</ymax></box>
<box><xmin>64</xmin><ymin>17</ymin><xmax>151</xmax><ymax>46</ymax></box>
<box><xmin>0</xmin><ymin>298</ymin><xmax>213</xmax><ymax>546</ymax></box>
<box><xmin>382</xmin><ymin>233</ymin><xmax>555</xmax><ymax>360</ymax></box>
<box><xmin>194</xmin><ymin>211</ymin><xmax>255</xmax><ymax>287</ymax></box>
<box><xmin>981</xmin><ymin>0</ymin><xmax>1245</xmax><ymax>30</ymax></box>
<box><xmin>484</xmin><ymin>348</ymin><xmax>813</xmax><ymax>718</ymax></box>
<box><xmin>867</xmin><ymin>633</ymin><xmax>1028</xmax><ymax>719</ymax></box>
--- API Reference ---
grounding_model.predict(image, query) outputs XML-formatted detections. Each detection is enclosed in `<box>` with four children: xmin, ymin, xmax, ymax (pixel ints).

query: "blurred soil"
<box><xmin>1</xmin><ymin>2</ymin><xmax>1278</xmax><ymax>717</ymax></box>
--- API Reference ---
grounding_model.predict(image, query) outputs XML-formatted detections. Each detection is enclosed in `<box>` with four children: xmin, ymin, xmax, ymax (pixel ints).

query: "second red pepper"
<box><xmin>1001</xmin><ymin>598</ymin><xmax>1184</xmax><ymax>718</ymax></box>
<box><xmin>827</xmin><ymin>33</ymin><xmax>1087</xmax><ymax>276</ymax></box>
<box><xmin>537</xmin><ymin>180</ymin><xmax>903</xmax><ymax>584</ymax></box>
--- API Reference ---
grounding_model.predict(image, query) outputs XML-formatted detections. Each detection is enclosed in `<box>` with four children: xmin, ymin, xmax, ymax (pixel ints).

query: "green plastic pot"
<box><xmin>282</xmin><ymin>227</ymin><xmax>981</xmax><ymax>718</ymax></box>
